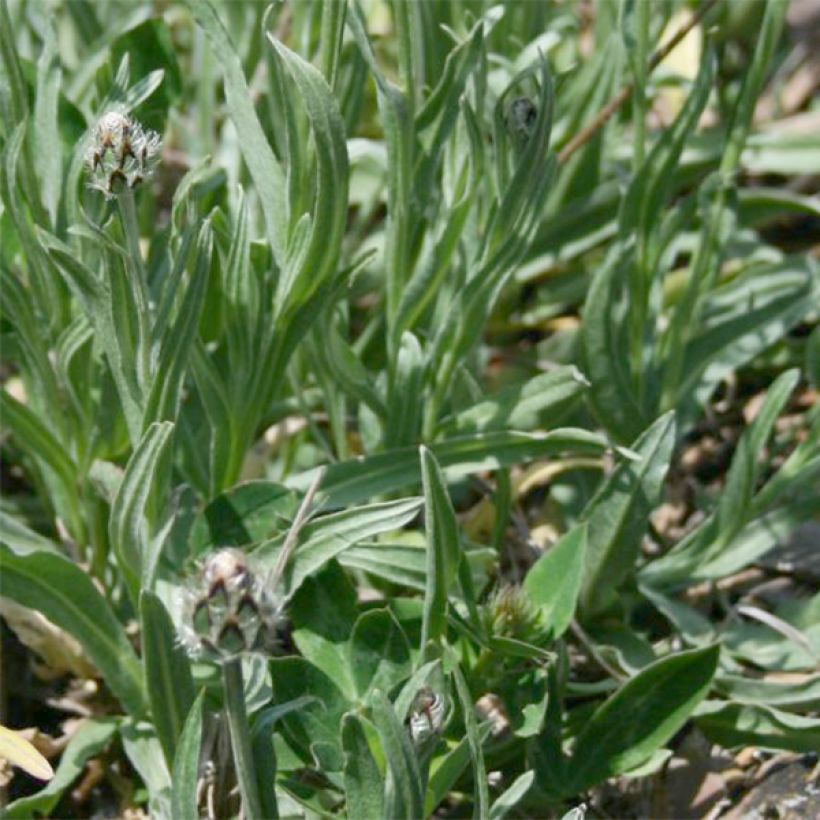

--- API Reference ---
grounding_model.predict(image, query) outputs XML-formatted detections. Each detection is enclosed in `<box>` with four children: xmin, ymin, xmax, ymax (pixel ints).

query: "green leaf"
<box><xmin>4</xmin><ymin>719</ymin><xmax>119</xmax><ymax>819</ymax></box>
<box><xmin>39</xmin><ymin>229</ymin><xmax>144</xmax><ymax>440</ymax></box>
<box><xmin>271</xmin><ymin>657</ymin><xmax>350</xmax><ymax>766</ymax></box>
<box><xmin>109</xmin><ymin>421</ymin><xmax>174</xmax><ymax>598</ymax></box>
<box><xmin>140</xmin><ymin>590</ymin><xmax>195</xmax><ymax>767</ymax></box>
<box><xmin>371</xmin><ymin>689</ymin><xmax>424</xmax><ymax>820</ymax></box>
<box><xmin>182</xmin><ymin>0</ymin><xmax>287</xmax><ymax>261</ymax></box>
<box><xmin>346</xmin><ymin>2</ymin><xmax>414</xmax><ymax>333</ymax></box>
<box><xmin>189</xmin><ymin>481</ymin><xmax>298</xmax><ymax>555</ymax></box>
<box><xmin>695</xmin><ymin>701</ymin><xmax>820</xmax><ymax>753</ymax></box>
<box><xmin>0</xmin><ymin>389</ymin><xmax>79</xmax><ymax>532</ymax></box>
<box><xmin>524</xmin><ymin>524</ymin><xmax>587</xmax><ymax>639</ymax></box>
<box><xmin>309</xmin><ymin>321</ymin><xmax>387</xmax><ymax>420</ymax></box>
<box><xmin>267</xmin><ymin>33</ymin><xmax>349</xmax><ymax>317</ymax></box>
<box><xmin>385</xmin><ymin>331</ymin><xmax>424</xmax><ymax>447</ymax></box>
<box><xmin>33</xmin><ymin>20</ymin><xmax>61</xmax><ymax>226</ymax></box>
<box><xmin>565</xmin><ymin>645</ymin><xmax>719</xmax><ymax>793</ymax></box>
<box><xmin>290</xmin><ymin>562</ymin><xmax>358</xmax><ymax>700</ymax></box>
<box><xmin>579</xmin><ymin>412</ymin><xmax>676</xmax><ymax>615</ymax></box>
<box><xmin>420</xmin><ymin>446</ymin><xmax>461</xmax><ymax>651</ymax></box>
<box><xmin>109</xmin><ymin>18</ymin><xmax>182</xmax><ymax>132</ymax></box>
<box><xmin>0</xmin><ymin>511</ymin><xmax>60</xmax><ymax>556</ymax></box>
<box><xmin>719</xmin><ymin>0</ymin><xmax>788</xmax><ymax>176</ymax></box>
<box><xmin>142</xmin><ymin>220</ymin><xmax>212</xmax><ymax>428</ymax></box>
<box><xmin>715</xmin><ymin>368</ymin><xmax>799</xmax><ymax>540</ymax></box>
<box><xmin>342</xmin><ymin>713</ymin><xmax>386</xmax><ymax>820</ymax></box>
<box><xmin>426</xmin><ymin>726</ymin><xmax>493</xmax><ymax>815</ymax></box>
<box><xmin>0</xmin><ymin>0</ymin><xmax>29</xmax><ymax>128</ymax></box>
<box><xmin>582</xmin><ymin>248</ymin><xmax>648</xmax><ymax>442</ymax></box>
<box><xmin>453</xmin><ymin>665</ymin><xmax>489</xmax><ymax>820</ymax></box>
<box><xmin>255</xmin><ymin>497</ymin><xmax>424</xmax><ymax>598</ymax></box>
<box><xmin>350</xmin><ymin>609</ymin><xmax>412</xmax><ymax>702</ymax></box>
<box><xmin>714</xmin><ymin>673</ymin><xmax>820</xmax><ymax>711</ymax></box>
<box><xmin>440</xmin><ymin>368</ymin><xmax>588</xmax><ymax>438</ymax></box>
<box><xmin>119</xmin><ymin>720</ymin><xmax>172</xmax><ymax>818</ymax></box>
<box><xmin>339</xmin><ymin>542</ymin><xmax>427</xmax><ymax>591</ymax></box>
<box><xmin>677</xmin><ymin>262</ymin><xmax>816</xmax><ymax>415</ymax></box>
<box><xmin>171</xmin><ymin>690</ymin><xmax>205</xmax><ymax>820</ymax></box>
<box><xmin>288</xmin><ymin>429</ymin><xmax>606</xmax><ymax>509</ymax></box>
<box><xmin>489</xmin><ymin>770</ymin><xmax>534</xmax><ymax>820</ymax></box>
<box><xmin>0</xmin><ymin>545</ymin><xmax>147</xmax><ymax>717</ymax></box>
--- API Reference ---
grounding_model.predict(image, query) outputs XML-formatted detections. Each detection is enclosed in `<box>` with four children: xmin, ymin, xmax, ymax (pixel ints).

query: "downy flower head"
<box><xmin>483</xmin><ymin>583</ymin><xmax>544</xmax><ymax>644</ymax></box>
<box><xmin>181</xmin><ymin>548</ymin><xmax>286</xmax><ymax>663</ymax></box>
<box><xmin>85</xmin><ymin>110</ymin><xmax>161</xmax><ymax>198</ymax></box>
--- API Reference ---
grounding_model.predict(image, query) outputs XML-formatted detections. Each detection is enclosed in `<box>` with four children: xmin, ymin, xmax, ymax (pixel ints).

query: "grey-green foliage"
<box><xmin>1</xmin><ymin>0</ymin><xmax>818</xmax><ymax>817</ymax></box>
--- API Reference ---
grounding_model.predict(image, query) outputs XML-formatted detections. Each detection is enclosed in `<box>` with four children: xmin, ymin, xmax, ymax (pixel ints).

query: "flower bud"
<box><xmin>483</xmin><ymin>583</ymin><xmax>543</xmax><ymax>645</ymax></box>
<box><xmin>182</xmin><ymin>548</ymin><xmax>285</xmax><ymax>662</ymax></box>
<box><xmin>85</xmin><ymin>110</ymin><xmax>161</xmax><ymax>198</ymax></box>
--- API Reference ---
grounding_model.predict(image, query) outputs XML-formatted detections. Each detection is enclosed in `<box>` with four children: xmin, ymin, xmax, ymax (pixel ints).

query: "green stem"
<box><xmin>631</xmin><ymin>0</ymin><xmax>649</xmax><ymax>171</ymax></box>
<box><xmin>117</xmin><ymin>191</ymin><xmax>152</xmax><ymax>395</ymax></box>
<box><xmin>318</xmin><ymin>0</ymin><xmax>346</xmax><ymax>89</ymax></box>
<box><xmin>390</xmin><ymin>0</ymin><xmax>416</xmax><ymax>111</ymax></box>
<box><xmin>223</xmin><ymin>659</ymin><xmax>266</xmax><ymax>820</ymax></box>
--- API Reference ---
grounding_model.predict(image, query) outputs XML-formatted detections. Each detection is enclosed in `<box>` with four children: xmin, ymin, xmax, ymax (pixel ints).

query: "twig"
<box><xmin>557</xmin><ymin>0</ymin><xmax>721</xmax><ymax>165</ymax></box>
<box><xmin>570</xmin><ymin>619</ymin><xmax>627</xmax><ymax>682</ymax></box>
<box><xmin>270</xmin><ymin>466</ymin><xmax>326</xmax><ymax>591</ymax></box>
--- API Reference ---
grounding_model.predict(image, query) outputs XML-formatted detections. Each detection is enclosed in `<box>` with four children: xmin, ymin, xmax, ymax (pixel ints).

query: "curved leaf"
<box><xmin>566</xmin><ymin>645</ymin><xmax>719</xmax><ymax>793</ymax></box>
<box><xmin>0</xmin><ymin>545</ymin><xmax>147</xmax><ymax>716</ymax></box>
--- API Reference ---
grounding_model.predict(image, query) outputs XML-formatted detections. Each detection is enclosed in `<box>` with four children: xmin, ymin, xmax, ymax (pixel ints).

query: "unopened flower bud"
<box><xmin>483</xmin><ymin>583</ymin><xmax>543</xmax><ymax>644</ymax></box>
<box><xmin>85</xmin><ymin>110</ymin><xmax>161</xmax><ymax>198</ymax></box>
<box><xmin>182</xmin><ymin>548</ymin><xmax>285</xmax><ymax>662</ymax></box>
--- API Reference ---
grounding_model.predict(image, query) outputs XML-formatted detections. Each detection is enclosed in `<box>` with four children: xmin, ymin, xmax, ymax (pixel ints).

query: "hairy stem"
<box><xmin>223</xmin><ymin>659</ymin><xmax>266</xmax><ymax>820</ymax></box>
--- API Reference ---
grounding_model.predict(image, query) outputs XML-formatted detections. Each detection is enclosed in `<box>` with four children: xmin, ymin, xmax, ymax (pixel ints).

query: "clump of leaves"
<box><xmin>1</xmin><ymin>0</ymin><xmax>818</xmax><ymax>818</ymax></box>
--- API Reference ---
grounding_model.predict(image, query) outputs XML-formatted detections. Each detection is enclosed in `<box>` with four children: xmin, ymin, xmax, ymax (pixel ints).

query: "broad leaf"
<box><xmin>565</xmin><ymin>645</ymin><xmax>719</xmax><ymax>793</ymax></box>
<box><xmin>524</xmin><ymin>524</ymin><xmax>587</xmax><ymax>639</ymax></box>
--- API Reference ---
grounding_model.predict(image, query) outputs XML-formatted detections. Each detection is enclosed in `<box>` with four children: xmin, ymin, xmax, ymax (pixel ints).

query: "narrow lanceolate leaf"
<box><xmin>454</xmin><ymin>665</ymin><xmax>489</xmax><ymax>820</ymax></box>
<box><xmin>420</xmin><ymin>446</ymin><xmax>461</xmax><ymax>651</ymax></box>
<box><xmin>0</xmin><ymin>389</ymin><xmax>77</xmax><ymax>518</ymax></box>
<box><xmin>142</xmin><ymin>221</ymin><xmax>212</xmax><ymax>429</ymax></box>
<box><xmin>0</xmin><ymin>511</ymin><xmax>60</xmax><ymax>556</ymax></box>
<box><xmin>489</xmin><ymin>770</ymin><xmax>534</xmax><ymax>820</ymax></box>
<box><xmin>579</xmin><ymin>412</ymin><xmax>676</xmax><ymax>616</ymax></box>
<box><xmin>439</xmin><ymin>368</ymin><xmax>588</xmax><ymax>437</ymax></box>
<box><xmin>267</xmin><ymin>35</ymin><xmax>349</xmax><ymax>317</ymax></box>
<box><xmin>171</xmin><ymin>691</ymin><xmax>206</xmax><ymax>820</ymax></box>
<box><xmin>140</xmin><ymin>590</ymin><xmax>195</xmax><ymax>767</ymax></box>
<box><xmin>713</xmin><ymin>369</ymin><xmax>799</xmax><ymax>544</ymax></box>
<box><xmin>33</xmin><ymin>19</ymin><xmax>61</xmax><ymax>225</ymax></box>
<box><xmin>39</xmin><ymin>228</ymin><xmax>144</xmax><ymax>440</ymax></box>
<box><xmin>254</xmin><ymin>497</ymin><xmax>424</xmax><ymax>598</ymax></box>
<box><xmin>287</xmin><ymin>428</ymin><xmax>607</xmax><ymax>508</ymax></box>
<box><xmin>0</xmin><ymin>546</ymin><xmax>147</xmax><ymax>717</ymax></box>
<box><xmin>342</xmin><ymin>713</ymin><xmax>386</xmax><ymax>820</ymax></box>
<box><xmin>371</xmin><ymin>690</ymin><xmax>423</xmax><ymax>820</ymax></box>
<box><xmin>524</xmin><ymin>524</ymin><xmax>587</xmax><ymax>640</ymax></box>
<box><xmin>385</xmin><ymin>331</ymin><xmax>424</xmax><ymax>447</ymax></box>
<box><xmin>582</xmin><ymin>248</ymin><xmax>648</xmax><ymax>443</ymax></box>
<box><xmin>566</xmin><ymin>645</ymin><xmax>719</xmax><ymax>794</ymax></box>
<box><xmin>109</xmin><ymin>422</ymin><xmax>174</xmax><ymax>598</ymax></box>
<box><xmin>182</xmin><ymin>0</ymin><xmax>287</xmax><ymax>261</ymax></box>
<box><xmin>695</xmin><ymin>700</ymin><xmax>820</xmax><ymax>754</ymax></box>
